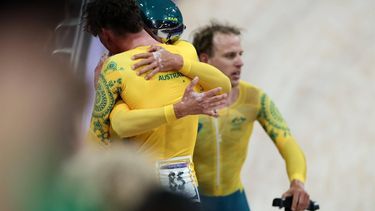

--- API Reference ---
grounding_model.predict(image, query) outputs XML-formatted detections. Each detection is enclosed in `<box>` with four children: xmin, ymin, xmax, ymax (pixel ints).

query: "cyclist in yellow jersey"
<box><xmin>192</xmin><ymin>22</ymin><xmax>310</xmax><ymax>211</ymax></box>
<box><xmin>83</xmin><ymin>0</ymin><xmax>230</xmax><ymax>201</ymax></box>
<box><xmin>137</xmin><ymin>22</ymin><xmax>312</xmax><ymax>210</ymax></box>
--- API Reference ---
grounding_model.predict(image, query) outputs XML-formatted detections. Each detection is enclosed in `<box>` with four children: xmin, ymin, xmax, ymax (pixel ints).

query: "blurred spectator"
<box><xmin>0</xmin><ymin>1</ymin><xmax>88</xmax><ymax>211</ymax></box>
<box><xmin>0</xmin><ymin>14</ymin><xmax>87</xmax><ymax>210</ymax></box>
<box><xmin>56</xmin><ymin>143</ymin><xmax>200</xmax><ymax>211</ymax></box>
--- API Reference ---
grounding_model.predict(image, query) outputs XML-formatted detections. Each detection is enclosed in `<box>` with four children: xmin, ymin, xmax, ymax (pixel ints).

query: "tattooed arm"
<box><xmin>257</xmin><ymin>92</ymin><xmax>309</xmax><ymax>210</ymax></box>
<box><xmin>89</xmin><ymin>60</ymin><xmax>124</xmax><ymax>145</ymax></box>
<box><xmin>257</xmin><ymin>92</ymin><xmax>306</xmax><ymax>181</ymax></box>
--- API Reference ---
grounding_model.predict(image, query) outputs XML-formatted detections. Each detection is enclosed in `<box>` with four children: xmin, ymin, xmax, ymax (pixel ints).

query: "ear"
<box><xmin>100</xmin><ymin>28</ymin><xmax>111</xmax><ymax>43</ymax></box>
<box><xmin>199</xmin><ymin>53</ymin><xmax>209</xmax><ymax>63</ymax></box>
<box><xmin>98</xmin><ymin>28</ymin><xmax>115</xmax><ymax>52</ymax></box>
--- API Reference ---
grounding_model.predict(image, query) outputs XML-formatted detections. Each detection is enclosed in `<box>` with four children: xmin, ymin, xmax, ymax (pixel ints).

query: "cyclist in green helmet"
<box><xmin>94</xmin><ymin>0</ymin><xmax>186</xmax><ymax>86</ymax></box>
<box><xmin>137</xmin><ymin>0</ymin><xmax>186</xmax><ymax>44</ymax></box>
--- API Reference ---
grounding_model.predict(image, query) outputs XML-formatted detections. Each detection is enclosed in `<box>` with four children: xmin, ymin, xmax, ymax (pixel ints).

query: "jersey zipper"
<box><xmin>213</xmin><ymin>118</ymin><xmax>222</xmax><ymax>189</ymax></box>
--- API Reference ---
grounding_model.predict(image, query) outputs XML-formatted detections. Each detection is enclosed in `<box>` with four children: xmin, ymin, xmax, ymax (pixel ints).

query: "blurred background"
<box><xmin>3</xmin><ymin>0</ymin><xmax>372</xmax><ymax>210</ymax></box>
<box><xmin>175</xmin><ymin>0</ymin><xmax>375</xmax><ymax>210</ymax></box>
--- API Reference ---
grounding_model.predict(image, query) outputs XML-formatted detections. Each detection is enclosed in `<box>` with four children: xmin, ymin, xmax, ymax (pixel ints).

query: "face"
<box><xmin>205</xmin><ymin>33</ymin><xmax>244</xmax><ymax>88</ymax></box>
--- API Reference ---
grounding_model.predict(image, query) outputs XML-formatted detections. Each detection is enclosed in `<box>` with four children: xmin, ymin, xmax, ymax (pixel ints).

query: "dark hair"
<box><xmin>192</xmin><ymin>21</ymin><xmax>241</xmax><ymax>57</ymax></box>
<box><xmin>83</xmin><ymin>0</ymin><xmax>144</xmax><ymax>36</ymax></box>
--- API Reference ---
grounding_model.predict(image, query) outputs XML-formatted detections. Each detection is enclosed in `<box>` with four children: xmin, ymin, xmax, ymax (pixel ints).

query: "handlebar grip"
<box><xmin>272</xmin><ymin>197</ymin><xmax>319</xmax><ymax>211</ymax></box>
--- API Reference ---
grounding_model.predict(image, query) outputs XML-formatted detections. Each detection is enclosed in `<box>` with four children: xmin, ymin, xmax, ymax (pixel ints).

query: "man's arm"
<box><xmin>257</xmin><ymin>92</ymin><xmax>310</xmax><ymax>211</ymax></box>
<box><xmin>110</xmin><ymin>77</ymin><xmax>227</xmax><ymax>138</ymax></box>
<box><xmin>89</xmin><ymin>59</ymin><xmax>123</xmax><ymax>145</ymax></box>
<box><xmin>110</xmin><ymin>101</ymin><xmax>176</xmax><ymax>138</ymax></box>
<box><xmin>131</xmin><ymin>43</ymin><xmax>231</xmax><ymax>94</ymax></box>
<box><xmin>179</xmin><ymin>59</ymin><xmax>231</xmax><ymax>94</ymax></box>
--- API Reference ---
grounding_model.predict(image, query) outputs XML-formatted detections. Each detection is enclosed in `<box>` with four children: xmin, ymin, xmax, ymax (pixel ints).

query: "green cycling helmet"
<box><xmin>137</xmin><ymin>0</ymin><xmax>185</xmax><ymax>43</ymax></box>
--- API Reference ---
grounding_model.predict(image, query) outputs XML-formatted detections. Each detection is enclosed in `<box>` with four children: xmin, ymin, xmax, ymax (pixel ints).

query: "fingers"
<box><xmin>286</xmin><ymin>180</ymin><xmax>310</xmax><ymax>211</ymax></box>
<box><xmin>291</xmin><ymin>192</ymin><xmax>310</xmax><ymax>211</ymax></box>
<box><xmin>131</xmin><ymin>52</ymin><xmax>153</xmax><ymax>60</ymax></box>
<box><xmin>206</xmin><ymin>110</ymin><xmax>219</xmax><ymax>118</ymax></box>
<box><xmin>133</xmin><ymin>48</ymin><xmax>178</xmax><ymax>78</ymax></box>
<box><xmin>297</xmin><ymin>192</ymin><xmax>310</xmax><ymax>211</ymax></box>
<box><xmin>131</xmin><ymin>50</ymin><xmax>165</xmax><ymax>79</ymax></box>
<box><xmin>185</xmin><ymin>77</ymin><xmax>199</xmax><ymax>93</ymax></box>
<box><xmin>137</xmin><ymin>62</ymin><xmax>158</xmax><ymax>76</ymax></box>
<box><xmin>209</xmin><ymin>99</ymin><xmax>227</xmax><ymax>109</ymax></box>
<box><xmin>206</xmin><ymin>93</ymin><xmax>227</xmax><ymax>103</ymax></box>
<box><xmin>148</xmin><ymin>45</ymin><xmax>163</xmax><ymax>52</ymax></box>
<box><xmin>201</xmin><ymin>94</ymin><xmax>227</xmax><ymax>117</ymax></box>
<box><xmin>145</xmin><ymin>67</ymin><xmax>160</xmax><ymax>80</ymax></box>
<box><xmin>291</xmin><ymin>192</ymin><xmax>300</xmax><ymax>211</ymax></box>
<box><xmin>282</xmin><ymin>191</ymin><xmax>291</xmax><ymax>199</ymax></box>
<box><xmin>180</xmin><ymin>77</ymin><xmax>228</xmax><ymax>117</ymax></box>
<box><xmin>202</xmin><ymin>87</ymin><xmax>223</xmax><ymax>98</ymax></box>
<box><xmin>132</xmin><ymin>57</ymin><xmax>154</xmax><ymax>70</ymax></box>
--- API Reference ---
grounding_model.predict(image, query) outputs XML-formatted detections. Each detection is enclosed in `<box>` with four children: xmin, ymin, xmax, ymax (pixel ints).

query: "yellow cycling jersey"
<box><xmin>193</xmin><ymin>81</ymin><xmax>306</xmax><ymax>196</ymax></box>
<box><xmin>89</xmin><ymin>41</ymin><xmax>231</xmax><ymax>160</ymax></box>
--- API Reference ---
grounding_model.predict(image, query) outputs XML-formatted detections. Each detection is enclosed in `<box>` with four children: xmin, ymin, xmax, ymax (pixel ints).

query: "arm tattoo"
<box><xmin>258</xmin><ymin>93</ymin><xmax>291</xmax><ymax>141</ymax></box>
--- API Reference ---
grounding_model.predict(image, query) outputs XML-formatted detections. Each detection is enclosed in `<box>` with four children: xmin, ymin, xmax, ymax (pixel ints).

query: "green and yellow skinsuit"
<box><xmin>194</xmin><ymin>81</ymin><xmax>306</xmax><ymax>196</ymax></box>
<box><xmin>89</xmin><ymin>40</ymin><xmax>231</xmax><ymax>160</ymax></box>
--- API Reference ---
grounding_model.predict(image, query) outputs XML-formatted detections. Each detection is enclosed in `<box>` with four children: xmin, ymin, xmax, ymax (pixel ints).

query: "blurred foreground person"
<box><xmin>0</xmin><ymin>50</ymin><xmax>87</xmax><ymax>211</ymax></box>
<box><xmin>57</xmin><ymin>144</ymin><xmax>200</xmax><ymax>211</ymax></box>
<box><xmin>0</xmin><ymin>3</ymin><xmax>87</xmax><ymax>209</ymax></box>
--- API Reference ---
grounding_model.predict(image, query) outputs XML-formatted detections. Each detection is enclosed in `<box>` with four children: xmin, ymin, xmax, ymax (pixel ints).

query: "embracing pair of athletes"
<box><xmin>86</xmin><ymin>0</ymin><xmax>310</xmax><ymax>210</ymax></box>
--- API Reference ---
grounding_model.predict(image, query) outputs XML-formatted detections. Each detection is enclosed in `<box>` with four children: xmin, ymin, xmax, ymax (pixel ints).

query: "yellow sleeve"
<box><xmin>89</xmin><ymin>59</ymin><xmax>124</xmax><ymax>145</ymax></box>
<box><xmin>257</xmin><ymin>92</ymin><xmax>307</xmax><ymax>183</ymax></box>
<box><xmin>179</xmin><ymin>59</ymin><xmax>231</xmax><ymax>94</ymax></box>
<box><xmin>173</xmin><ymin>40</ymin><xmax>199</xmax><ymax>61</ymax></box>
<box><xmin>110</xmin><ymin>100</ymin><xmax>177</xmax><ymax>138</ymax></box>
<box><xmin>175</xmin><ymin>40</ymin><xmax>231</xmax><ymax>94</ymax></box>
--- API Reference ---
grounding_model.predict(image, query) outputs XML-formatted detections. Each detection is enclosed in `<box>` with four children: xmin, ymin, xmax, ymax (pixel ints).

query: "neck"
<box><xmin>115</xmin><ymin>30</ymin><xmax>160</xmax><ymax>53</ymax></box>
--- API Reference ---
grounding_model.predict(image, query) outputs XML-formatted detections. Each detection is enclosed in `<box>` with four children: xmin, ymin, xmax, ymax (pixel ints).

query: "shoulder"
<box><xmin>239</xmin><ymin>80</ymin><xmax>267</xmax><ymax>107</ymax></box>
<box><xmin>173</xmin><ymin>40</ymin><xmax>195</xmax><ymax>49</ymax></box>
<box><xmin>97</xmin><ymin>56</ymin><xmax>127</xmax><ymax>91</ymax></box>
<box><xmin>101</xmin><ymin>55</ymin><xmax>127</xmax><ymax>75</ymax></box>
<box><xmin>172</xmin><ymin>40</ymin><xmax>198</xmax><ymax>60</ymax></box>
<box><xmin>239</xmin><ymin>80</ymin><xmax>263</xmax><ymax>95</ymax></box>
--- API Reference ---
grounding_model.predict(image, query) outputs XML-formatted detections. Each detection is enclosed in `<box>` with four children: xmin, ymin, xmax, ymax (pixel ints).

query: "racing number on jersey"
<box><xmin>168</xmin><ymin>171</ymin><xmax>186</xmax><ymax>191</ymax></box>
